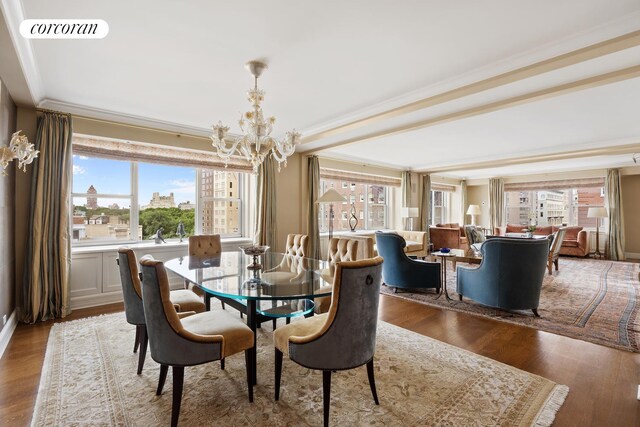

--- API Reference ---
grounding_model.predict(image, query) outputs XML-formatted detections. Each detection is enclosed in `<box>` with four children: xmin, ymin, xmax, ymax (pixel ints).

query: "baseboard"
<box><xmin>625</xmin><ymin>252</ymin><xmax>640</xmax><ymax>260</ymax></box>
<box><xmin>0</xmin><ymin>310</ymin><xmax>18</xmax><ymax>360</ymax></box>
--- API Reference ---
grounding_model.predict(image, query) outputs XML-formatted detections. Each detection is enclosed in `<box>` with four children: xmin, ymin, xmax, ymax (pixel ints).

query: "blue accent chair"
<box><xmin>375</xmin><ymin>232</ymin><xmax>441</xmax><ymax>293</ymax></box>
<box><xmin>456</xmin><ymin>237</ymin><xmax>549</xmax><ymax>316</ymax></box>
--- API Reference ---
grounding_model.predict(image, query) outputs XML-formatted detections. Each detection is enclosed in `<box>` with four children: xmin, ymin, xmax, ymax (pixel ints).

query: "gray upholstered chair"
<box><xmin>116</xmin><ymin>247</ymin><xmax>205</xmax><ymax>374</ymax></box>
<box><xmin>139</xmin><ymin>256</ymin><xmax>254</xmax><ymax>427</ymax></box>
<box><xmin>273</xmin><ymin>257</ymin><xmax>384</xmax><ymax>427</ymax></box>
<box><xmin>547</xmin><ymin>228</ymin><xmax>567</xmax><ymax>275</ymax></box>
<box><xmin>375</xmin><ymin>232</ymin><xmax>441</xmax><ymax>292</ymax></box>
<box><xmin>315</xmin><ymin>237</ymin><xmax>359</xmax><ymax>314</ymax></box>
<box><xmin>456</xmin><ymin>238</ymin><xmax>549</xmax><ymax>316</ymax></box>
<box><xmin>464</xmin><ymin>225</ymin><xmax>486</xmax><ymax>252</ymax></box>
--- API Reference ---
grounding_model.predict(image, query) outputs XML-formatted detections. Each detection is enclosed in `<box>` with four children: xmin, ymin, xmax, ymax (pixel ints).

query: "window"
<box><xmin>71</xmin><ymin>154</ymin><xmax>249</xmax><ymax>245</ymax></box>
<box><xmin>504</xmin><ymin>187</ymin><xmax>605</xmax><ymax>227</ymax></box>
<box><xmin>430</xmin><ymin>190</ymin><xmax>448</xmax><ymax>225</ymax></box>
<box><xmin>319</xmin><ymin>178</ymin><xmax>389</xmax><ymax>232</ymax></box>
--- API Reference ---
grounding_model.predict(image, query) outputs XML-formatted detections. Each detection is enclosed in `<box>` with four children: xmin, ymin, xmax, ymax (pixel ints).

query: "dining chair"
<box><xmin>547</xmin><ymin>228</ymin><xmax>567</xmax><ymax>275</ymax></box>
<box><xmin>273</xmin><ymin>257</ymin><xmax>384</xmax><ymax>427</ymax></box>
<box><xmin>116</xmin><ymin>247</ymin><xmax>206</xmax><ymax>375</ymax></box>
<box><xmin>187</xmin><ymin>234</ymin><xmax>223</xmax><ymax>306</ymax></box>
<box><xmin>315</xmin><ymin>237</ymin><xmax>359</xmax><ymax>314</ymax></box>
<box><xmin>284</xmin><ymin>233</ymin><xmax>309</xmax><ymax>257</ymax></box>
<box><xmin>139</xmin><ymin>256</ymin><xmax>255</xmax><ymax>427</ymax></box>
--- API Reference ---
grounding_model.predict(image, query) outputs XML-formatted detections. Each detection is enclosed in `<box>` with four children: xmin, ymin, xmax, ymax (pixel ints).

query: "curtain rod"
<box><xmin>34</xmin><ymin>108</ymin><xmax>211</xmax><ymax>141</ymax></box>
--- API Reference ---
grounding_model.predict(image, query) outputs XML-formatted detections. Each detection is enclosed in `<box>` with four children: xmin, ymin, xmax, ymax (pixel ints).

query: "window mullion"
<box><xmin>131</xmin><ymin>162</ymin><xmax>139</xmax><ymax>241</ymax></box>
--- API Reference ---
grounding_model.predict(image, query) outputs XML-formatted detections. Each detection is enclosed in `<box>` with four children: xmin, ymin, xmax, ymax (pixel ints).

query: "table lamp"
<box><xmin>401</xmin><ymin>207</ymin><xmax>419</xmax><ymax>231</ymax></box>
<box><xmin>587</xmin><ymin>207</ymin><xmax>607</xmax><ymax>258</ymax></box>
<box><xmin>466</xmin><ymin>204</ymin><xmax>481</xmax><ymax>226</ymax></box>
<box><xmin>317</xmin><ymin>189</ymin><xmax>347</xmax><ymax>240</ymax></box>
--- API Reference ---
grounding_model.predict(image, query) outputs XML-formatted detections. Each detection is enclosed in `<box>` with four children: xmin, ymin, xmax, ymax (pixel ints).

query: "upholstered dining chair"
<box><xmin>117</xmin><ymin>247</ymin><xmax>205</xmax><ymax>375</ymax></box>
<box><xmin>375</xmin><ymin>232</ymin><xmax>441</xmax><ymax>293</ymax></box>
<box><xmin>547</xmin><ymin>228</ymin><xmax>567</xmax><ymax>275</ymax></box>
<box><xmin>456</xmin><ymin>238</ymin><xmax>549</xmax><ymax>316</ymax></box>
<box><xmin>284</xmin><ymin>233</ymin><xmax>309</xmax><ymax>257</ymax></box>
<box><xmin>315</xmin><ymin>237</ymin><xmax>359</xmax><ymax>314</ymax></box>
<box><xmin>187</xmin><ymin>234</ymin><xmax>222</xmax><ymax>305</ymax></box>
<box><xmin>273</xmin><ymin>257</ymin><xmax>384</xmax><ymax>427</ymax></box>
<box><xmin>139</xmin><ymin>256</ymin><xmax>255</xmax><ymax>427</ymax></box>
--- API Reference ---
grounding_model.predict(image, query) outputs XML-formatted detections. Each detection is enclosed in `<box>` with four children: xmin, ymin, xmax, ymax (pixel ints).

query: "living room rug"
<box><xmin>32</xmin><ymin>312</ymin><xmax>568</xmax><ymax>426</ymax></box>
<box><xmin>381</xmin><ymin>257</ymin><xmax>640</xmax><ymax>352</ymax></box>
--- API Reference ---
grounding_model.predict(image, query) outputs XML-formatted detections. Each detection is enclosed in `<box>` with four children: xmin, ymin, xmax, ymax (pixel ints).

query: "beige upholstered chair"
<box><xmin>187</xmin><ymin>234</ymin><xmax>222</xmax><ymax>305</ymax></box>
<box><xmin>315</xmin><ymin>238</ymin><xmax>359</xmax><ymax>314</ymax></box>
<box><xmin>274</xmin><ymin>257</ymin><xmax>384</xmax><ymax>427</ymax></box>
<box><xmin>547</xmin><ymin>228</ymin><xmax>567</xmax><ymax>275</ymax></box>
<box><xmin>284</xmin><ymin>234</ymin><xmax>309</xmax><ymax>257</ymax></box>
<box><xmin>139</xmin><ymin>257</ymin><xmax>254</xmax><ymax>427</ymax></box>
<box><xmin>116</xmin><ymin>248</ymin><xmax>205</xmax><ymax>375</ymax></box>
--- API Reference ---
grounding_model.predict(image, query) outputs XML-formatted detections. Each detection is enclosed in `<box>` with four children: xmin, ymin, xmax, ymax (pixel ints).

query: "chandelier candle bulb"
<box><xmin>210</xmin><ymin>60</ymin><xmax>301</xmax><ymax>173</ymax></box>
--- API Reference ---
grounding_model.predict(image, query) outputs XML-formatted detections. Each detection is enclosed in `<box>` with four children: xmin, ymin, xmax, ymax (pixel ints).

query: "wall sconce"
<box><xmin>0</xmin><ymin>131</ymin><xmax>39</xmax><ymax>176</ymax></box>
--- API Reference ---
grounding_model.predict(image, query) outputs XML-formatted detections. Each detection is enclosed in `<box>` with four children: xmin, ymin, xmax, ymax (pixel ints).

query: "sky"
<box><xmin>72</xmin><ymin>155</ymin><xmax>196</xmax><ymax>208</ymax></box>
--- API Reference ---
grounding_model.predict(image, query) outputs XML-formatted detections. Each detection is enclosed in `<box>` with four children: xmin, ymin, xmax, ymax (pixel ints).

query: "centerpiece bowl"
<box><xmin>239</xmin><ymin>244</ymin><xmax>270</xmax><ymax>270</ymax></box>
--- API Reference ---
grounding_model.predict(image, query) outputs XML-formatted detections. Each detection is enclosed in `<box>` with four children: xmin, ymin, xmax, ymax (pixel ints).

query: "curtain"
<box><xmin>307</xmin><ymin>156</ymin><xmax>321</xmax><ymax>260</ymax></box>
<box><xmin>255</xmin><ymin>153</ymin><xmax>277</xmax><ymax>248</ymax></box>
<box><xmin>22</xmin><ymin>112</ymin><xmax>73</xmax><ymax>323</ymax></box>
<box><xmin>460</xmin><ymin>180</ymin><xmax>467</xmax><ymax>225</ymax></box>
<box><xmin>489</xmin><ymin>178</ymin><xmax>504</xmax><ymax>231</ymax></box>
<box><xmin>419</xmin><ymin>174</ymin><xmax>431</xmax><ymax>235</ymax></box>
<box><xmin>401</xmin><ymin>171</ymin><xmax>411</xmax><ymax>230</ymax></box>
<box><xmin>605</xmin><ymin>169</ymin><xmax>625</xmax><ymax>261</ymax></box>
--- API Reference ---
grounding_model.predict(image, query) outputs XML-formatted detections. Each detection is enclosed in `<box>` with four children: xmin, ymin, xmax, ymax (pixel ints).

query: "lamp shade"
<box><xmin>466</xmin><ymin>204</ymin><xmax>481</xmax><ymax>215</ymax></box>
<box><xmin>402</xmin><ymin>207</ymin><xmax>419</xmax><ymax>218</ymax></box>
<box><xmin>317</xmin><ymin>189</ymin><xmax>347</xmax><ymax>203</ymax></box>
<box><xmin>587</xmin><ymin>207</ymin><xmax>607</xmax><ymax>218</ymax></box>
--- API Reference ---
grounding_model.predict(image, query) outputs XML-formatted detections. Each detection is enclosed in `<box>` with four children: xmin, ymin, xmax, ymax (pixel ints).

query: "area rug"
<box><xmin>32</xmin><ymin>312</ymin><xmax>568</xmax><ymax>426</ymax></box>
<box><xmin>381</xmin><ymin>257</ymin><xmax>640</xmax><ymax>352</ymax></box>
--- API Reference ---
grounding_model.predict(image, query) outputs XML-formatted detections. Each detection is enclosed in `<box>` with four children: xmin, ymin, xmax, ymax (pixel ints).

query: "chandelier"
<box><xmin>210</xmin><ymin>61</ymin><xmax>301</xmax><ymax>173</ymax></box>
<box><xmin>0</xmin><ymin>131</ymin><xmax>39</xmax><ymax>176</ymax></box>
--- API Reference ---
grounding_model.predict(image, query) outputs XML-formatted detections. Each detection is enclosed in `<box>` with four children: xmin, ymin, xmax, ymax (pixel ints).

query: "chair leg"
<box><xmin>366</xmin><ymin>359</ymin><xmax>380</xmax><ymax>405</ymax></box>
<box><xmin>272</xmin><ymin>319</ymin><xmax>277</xmax><ymax>330</ymax></box>
<box><xmin>244</xmin><ymin>350</ymin><xmax>254</xmax><ymax>403</ymax></box>
<box><xmin>133</xmin><ymin>325</ymin><xmax>141</xmax><ymax>353</ymax></box>
<box><xmin>157</xmin><ymin>364</ymin><xmax>168</xmax><ymax>395</ymax></box>
<box><xmin>532</xmin><ymin>308</ymin><xmax>540</xmax><ymax>317</ymax></box>
<box><xmin>221</xmin><ymin>300</ymin><xmax>226</xmax><ymax>310</ymax></box>
<box><xmin>220</xmin><ymin>358</ymin><xmax>225</xmax><ymax>370</ymax></box>
<box><xmin>554</xmin><ymin>258</ymin><xmax>559</xmax><ymax>271</ymax></box>
<box><xmin>547</xmin><ymin>261</ymin><xmax>552</xmax><ymax>275</ymax></box>
<box><xmin>137</xmin><ymin>325</ymin><xmax>148</xmax><ymax>375</ymax></box>
<box><xmin>171</xmin><ymin>366</ymin><xmax>184</xmax><ymax>427</ymax></box>
<box><xmin>274</xmin><ymin>348</ymin><xmax>283</xmax><ymax>401</ymax></box>
<box><xmin>323</xmin><ymin>370</ymin><xmax>332</xmax><ymax>427</ymax></box>
<box><xmin>458</xmin><ymin>294</ymin><xmax>462</xmax><ymax>301</ymax></box>
<box><xmin>286</xmin><ymin>317</ymin><xmax>290</xmax><ymax>325</ymax></box>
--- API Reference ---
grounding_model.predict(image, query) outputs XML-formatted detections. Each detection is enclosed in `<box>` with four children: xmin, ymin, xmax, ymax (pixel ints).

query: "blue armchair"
<box><xmin>375</xmin><ymin>232</ymin><xmax>441</xmax><ymax>293</ymax></box>
<box><xmin>456</xmin><ymin>238</ymin><xmax>549</xmax><ymax>316</ymax></box>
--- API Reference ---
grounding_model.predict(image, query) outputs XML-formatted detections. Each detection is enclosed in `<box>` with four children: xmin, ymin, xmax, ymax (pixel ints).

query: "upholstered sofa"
<box><xmin>429</xmin><ymin>223</ymin><xmax>469</xmax><ymax>251</ymax></box>
<box><xmin>395</xmin><ymin>230</ymin><xmax>429</xmax><ymax>258</ymax></box>
<box><xmin>493</xmin><ymin>224</ymin><xmax>588</xmax><ymax>257</ymax></box>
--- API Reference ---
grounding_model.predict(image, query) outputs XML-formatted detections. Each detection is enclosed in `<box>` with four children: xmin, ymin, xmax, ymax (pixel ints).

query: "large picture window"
<box><xmin>71</xmin><ymin>153</ymin><xmax>248</xmax><ymax>245</ymax></box>
<box><xmin>318</xmin><ymin>178</ymin><xmax>390</xmax><ymax>232</ymax></box>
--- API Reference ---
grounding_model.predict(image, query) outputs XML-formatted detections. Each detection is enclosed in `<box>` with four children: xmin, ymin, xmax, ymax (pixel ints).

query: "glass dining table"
<box><xmin>164</xmin><ymin>251</ymin><xmax>331</xmax><ymax>385</ymax></box>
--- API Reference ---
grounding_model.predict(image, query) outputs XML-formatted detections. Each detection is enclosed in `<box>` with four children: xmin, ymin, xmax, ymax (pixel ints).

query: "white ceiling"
<box><xmin>3</xmin><ymin>0</ymin><xmax>640</xmax><ymax>178</ymax></box>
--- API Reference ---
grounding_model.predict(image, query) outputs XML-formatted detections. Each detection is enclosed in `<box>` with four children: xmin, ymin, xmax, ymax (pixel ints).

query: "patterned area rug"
<box><xmin>381</xmin><ymin>257</ymin><xmax>640</xmax><ymax>352</ymax></box>
<box><xmin>32</xmin><ymin>312</ymin><xmax>568</xmax><ymax>426</ymax></box>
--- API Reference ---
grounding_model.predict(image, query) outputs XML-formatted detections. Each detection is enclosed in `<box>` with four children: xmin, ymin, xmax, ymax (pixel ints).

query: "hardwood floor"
<box><xmin>1</xmin><ymin>296</ymin><xmax>639</xmax><ymax>426</ymax></box>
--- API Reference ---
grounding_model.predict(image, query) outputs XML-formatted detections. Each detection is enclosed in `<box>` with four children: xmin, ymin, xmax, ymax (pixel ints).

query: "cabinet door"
<box><xmin>102</xmin><ymin>252</ymin><xmax>123</xmax><ymax>294</ymax></box>
<box><xmin>70</xmin><ymin>253</ymin><xmax>103</xmax><ymax>298</ymax></box>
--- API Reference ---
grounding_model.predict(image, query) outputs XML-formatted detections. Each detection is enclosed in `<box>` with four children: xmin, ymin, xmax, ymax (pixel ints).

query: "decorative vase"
<box><xmin>349</xmin><ymin>203</ymin><xmax>358</xmax><ymax>232</ymax></box>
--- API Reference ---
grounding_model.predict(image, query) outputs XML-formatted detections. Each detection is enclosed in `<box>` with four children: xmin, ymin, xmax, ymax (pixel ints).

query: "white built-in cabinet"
<box><xmin>70</xmin><ymin>239</ymin><xmax>250</xmax><ymax>309</ymax></box>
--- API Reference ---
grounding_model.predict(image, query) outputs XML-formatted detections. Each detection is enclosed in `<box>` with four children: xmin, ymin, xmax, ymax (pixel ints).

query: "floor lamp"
<box><xmin>587</xmin><ymin>207</ymin><xmax>607</xmax><ymax>259</ymax></box>
<box><xmin>318</xmin><ymin>189</ymin><xmax>346</xmax><ymax>240</ymax></box>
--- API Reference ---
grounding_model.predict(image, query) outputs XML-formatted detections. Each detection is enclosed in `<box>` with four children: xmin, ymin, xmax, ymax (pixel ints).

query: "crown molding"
<box><xmin>300</xmin><ymin>17</ymin><xmax>640</xmax><ymax>145</ymax></box>
<box><xmin>0</xmin><ymin>0</ymin><xmax>42</xmax><ymax>104</ymax></box>
<box><xmin>38</xmin><ymin>99</ymin><xmax>213</xmax><ymax>138</ymax></box>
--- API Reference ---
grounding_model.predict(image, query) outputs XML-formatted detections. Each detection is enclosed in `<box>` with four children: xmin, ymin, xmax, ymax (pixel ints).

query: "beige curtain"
<box><xmin>605</xmin><ymin>169</ymin><xmax>625</xmax><ymax>261</ymax></box>
<box><xmin>419</xmin><ymin>174</ymin><xmax>431</xmax><ymax>235</ymax></box>
<box><xmin>22</xmin><ymin>112</ymin><xmax>73</xmax><ymax>323</ymax></box>
<box><xmin>401</xmin><ymin>171</ymin><xmax>411</xmax><ymax>230</ymax></box>
<box><xmin>460</xmin><ymin>180</ymin><xmax>467</xmax><ymax>225</ymax></box>
<box><xmin>255</xmin><ymin>153</ymin><xmax>277</xmax><ymax>248</ymax></box>
<box><xmin>489</xmin><ymin>178</ymin><xmax>504</xmax><ymax>231</ymax></box>
<box><xmin>307</xmin><ymin>156</ymin><xmax>321</xmax><ymax>260</ymax></box>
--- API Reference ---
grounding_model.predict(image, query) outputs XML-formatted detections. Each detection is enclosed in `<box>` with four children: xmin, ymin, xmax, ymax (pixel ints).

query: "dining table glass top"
<box><xmin>164</xmin><ymin>251</ymin><xmax>331</xmax><ymax>301</ymax></box>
